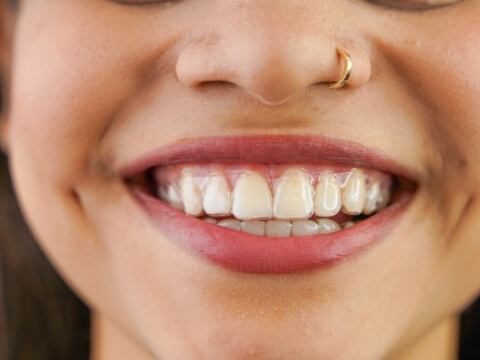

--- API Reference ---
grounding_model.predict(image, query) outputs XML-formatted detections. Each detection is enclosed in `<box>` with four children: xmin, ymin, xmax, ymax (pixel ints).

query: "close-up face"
<box><xmin>2</xmin><ymin>0</ymin><xmax>480</xmax><ymax>358</ymax></box>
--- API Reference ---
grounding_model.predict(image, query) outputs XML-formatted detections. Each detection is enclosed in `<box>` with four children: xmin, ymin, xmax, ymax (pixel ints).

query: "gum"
<box><xmin>153</xmin><ymin>163</ymin><xmax>392</xmax><ymax>191</ymax></box>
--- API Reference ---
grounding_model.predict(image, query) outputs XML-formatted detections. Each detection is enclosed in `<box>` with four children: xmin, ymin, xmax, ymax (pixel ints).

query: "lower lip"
<box><xmin>131</xmin><ymin>187</ymin><xmax>411</xmax><ymax>274</ymax></box>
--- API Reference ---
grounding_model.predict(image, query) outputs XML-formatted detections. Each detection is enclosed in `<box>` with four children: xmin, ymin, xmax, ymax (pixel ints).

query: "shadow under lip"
<box><xmin>129</xmin><ymin>183</ymin><xmax>414</xmax><ymax>275</ymax></box>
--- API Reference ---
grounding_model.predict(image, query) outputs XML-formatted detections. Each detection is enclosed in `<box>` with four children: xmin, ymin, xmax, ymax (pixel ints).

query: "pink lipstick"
<box><xmin>122</xmin><ymin>135</ymin><xmax>415</xmax><ymax>274</ymax></box>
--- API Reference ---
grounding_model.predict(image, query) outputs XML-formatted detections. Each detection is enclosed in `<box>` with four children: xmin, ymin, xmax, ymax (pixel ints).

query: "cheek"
<box><xmin>399</xmin><ymin>12</ymin><xmax>480</xmax><ymax>311</ymax></box>
<box><xmin>412</xmin><ymin>19</ymin><xmax>480</xmax><ymax>129</ymax></box>
<box><xmin>436</xmin><ymin>25</ymin><xmax>480</xmax><ymax>168</ymax></box>
<box><xmin>370</xmin><ymin>9</ymin><xmax>480</xmax><ymax>214</ymax></box>
<box><xmin>3</xmin><ymin>1</ymin><xmax>181</xmax><ymax>341</ymax></box>
<box><xmin>8</xmin><ymin>1</ymin><xmax>176</xmax><ymax>187</ymax></box>
<box><xmin>383</xmin><ymin>11</ymin><xmax>480</xmax><ymax>167</ymax></box>
<box><xmin>359</xmin><ymin>6</ymin><xmax>480</xmax><ymax>320</ymax></box>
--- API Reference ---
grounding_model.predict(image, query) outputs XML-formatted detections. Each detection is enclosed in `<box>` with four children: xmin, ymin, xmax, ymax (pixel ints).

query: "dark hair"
<box><xmin>0</xmin><ymin>1</ymin><xmax>479</xmax><ymax>359</ymax></box>
<box><xmin>0</xmin><ymin>153</ymin><xmax>90</xmax><ymax>359</ymax></box>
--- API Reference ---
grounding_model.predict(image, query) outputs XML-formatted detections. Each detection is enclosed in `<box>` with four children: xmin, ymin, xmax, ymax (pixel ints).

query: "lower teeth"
<box><xmin>206</xmin><ymin>217</ymin><xmax>355</xmax><ymax>237</ymax></box>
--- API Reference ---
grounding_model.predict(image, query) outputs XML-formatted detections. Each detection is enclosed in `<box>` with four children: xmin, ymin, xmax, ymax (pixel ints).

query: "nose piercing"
<box><xmin>328</xmin><ymin>47</ymin><xmax>353</xmax><ymax>90</ymax></box>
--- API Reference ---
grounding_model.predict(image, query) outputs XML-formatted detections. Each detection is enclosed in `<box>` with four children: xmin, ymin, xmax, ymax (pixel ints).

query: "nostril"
<box><xmin>196</xmin><ymin>80</ymin><xmax>236</xmax><ymax>90</ymax></box>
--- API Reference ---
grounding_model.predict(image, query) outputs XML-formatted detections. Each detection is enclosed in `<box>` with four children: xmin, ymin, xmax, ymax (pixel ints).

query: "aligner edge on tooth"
<box><xmin>156</xmin><ymin>165</ymin><xmax>392</xmax><ymax>232</ymax></box>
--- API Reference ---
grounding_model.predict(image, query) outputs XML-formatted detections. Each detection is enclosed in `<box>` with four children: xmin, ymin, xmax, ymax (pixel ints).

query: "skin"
<box><xmin>1</xmin><ymin>0</ymin><xmax>480</xmax><ymax>358</ymax></box>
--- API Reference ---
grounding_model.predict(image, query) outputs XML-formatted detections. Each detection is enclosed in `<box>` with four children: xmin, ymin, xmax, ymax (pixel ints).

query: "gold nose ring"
<box><xmin>328</xmin><ymin>47</ymin><xmax>353</xmax><ymax>90</ymax></box>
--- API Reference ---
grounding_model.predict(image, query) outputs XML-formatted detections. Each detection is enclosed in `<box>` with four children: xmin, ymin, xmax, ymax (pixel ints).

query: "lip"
<box><xmin>122</xmin><ymin>135</ymin><xmax>415</xmax><ymax>274</ymax></box>
<box><xmin>119</xmin><ymin>135</ymin><xmax>417</xmax><ymax>180</ymax></box>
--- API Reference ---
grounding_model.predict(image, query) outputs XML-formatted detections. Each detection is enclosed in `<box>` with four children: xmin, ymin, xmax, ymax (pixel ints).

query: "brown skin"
<box><xmin>1</xmin><ymin>0</ymin><xmax>480</xmax><ymax>358</ymax></box>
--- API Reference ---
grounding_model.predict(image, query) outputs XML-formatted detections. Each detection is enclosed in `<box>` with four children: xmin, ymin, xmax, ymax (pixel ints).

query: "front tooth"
<box><xmin>273</xmin><ymin>169</ymin><xmax>313</xmax><ymax>220</ymax></box>
<box><xmin>203</xmin><ymin>175</ymin><xmax>232</xmax><ymax>216</ymax></box>
<box><xmin>292</xmin><ymin>220</ymin><xmax>318</xmax><ymax>237</ymax></box>
<box><xmin>363</xmin><ymin>182</ymin><xmax>382</xmax><ymax>215</ymax></box>
<box><xmin>218</xmin><ymin>218</ymin><xmax>241</xmax><ymax>231</ymax></box>
<box><xmin>314</xmin><ymin>173</ymin><xmax>341</xmax><ymax>217</ymax></box>
<box><xmin>317</xmin><ymin>219</ymin><xmax>341</xmax><ymax>234</ymax></box>
<box><xmin>341</xmin><ymin>169</ymin><xmax>366</xmax><ymax>215</ymax></box>
<box><xmin>241</xmin><ymin>220</ymin><xmax>266</xmax><ymax>236</ymax></box>
<box><xmin>232</xmin><ymin>172</ymin><xmax>273</xmax><ymax>220</ymax></box>
<box><xmin>180</xmin><ymin>173</ymin><xmax>203</xmax><ymax>216</ymax></box>
<box><xmin>266</xmin><ymin>220</ymin><xmax>292</xmax><ymax>237</ymax></box>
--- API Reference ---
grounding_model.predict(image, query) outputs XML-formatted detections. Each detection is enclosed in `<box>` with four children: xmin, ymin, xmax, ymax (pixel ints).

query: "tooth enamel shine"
<box><xmin>292</xmin><ymin>220</ymin><xmax>318</xmax><ymax>236</ymax></box>
<box><xmin>266</xmin><ymin>220</ymin><xmax>292</xmax><ymax>237</ymax></box>
<box><xmin>273</xmin><ymin>169</ymin><xmax>314</xmax><ymax>220</ymax></box>
<box><xmin>314</xmin><ymin>173</ymin><xmax>341</xmax><ymax>217</ymax></box>
<box><xmin>159</xmin><ymin>185</ymin><xmax>184</xmax><ymax>210</ymax></box>
<box><xmin>363</xmin><ymin>182</ymin><xmax>381</xmax><ymax>215</ymax></box>
<box><xmin>203</xmin><ymin>175</ymin><xmax>232</xmax><ymax>216</ymax></box>
<box><xmin>341</xmin><ymin>169</ymin><xmax>366</xmax><ymax>215</ymax></box>
<box><xmin>180</xmin><ymin>173</ymin><xmax>203</xmax><ymax>216</ymax></box>
<box><xmin>317</xmin><ymin>219</ymin><xmax>341</xmax><ymax>234</ymax></box>
<box><xmin>232</xmin><ymin>172</ymin><xmax>273</xmax><ymax>220</ymax></box>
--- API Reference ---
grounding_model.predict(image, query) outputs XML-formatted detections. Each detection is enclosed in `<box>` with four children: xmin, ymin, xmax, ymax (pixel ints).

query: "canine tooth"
<box><xmin>341</xmin><ymin>169</ymin><xmax>366</xmax><ymax>215</ymax></box>
<box><xmin>181</xmin><ymin>174</ymin><xmax>203</xmax><ymax>216</ymax></box>
<box><xmin>161</xmin><ymin>185</ymin><xmax>183</xmax><ymax>210</ymax></box>
<box><xmin>317</xmin><ymin>219</ymin><xmax>341</xmax><ymax>234</ymax></box>
<box><xmin>218</xmin><ymin>218</ymin><xmax>241</xmax><ymax>231</ymax></box>
<box><xmin>203</xmin><ymin>176</ymin><xmax>232</xmax><ymax>216</ymax></box>
<box><xmin>292</xmin><ymin>220</ymin><xmax>318</xmax><ymax>237</ymax></box>
<box><xmin>363</xmin><ymin>182</ymin><xmax>382</xmax><ymax>215</ymax></box>
<box><xmin>273</xmin><ymin>169</ymin><xmax>313</xmax><ymax>220</ymax></box>
<box><xmin>241</xmin><ymin>220</ymin><xmax>266</xmax><ymax>236</ymax></box>
<box><xmin>168</xmin><ymin>187</ymin><xmax>184</xmax><ymax>210</ymax></box>
<box><xmin>266</xmin><ymin>220</ymin><xmax>292</xmax><ymax>237</ymax></box>
<box><xmin>232</xmin><ymin>172</ymin><xmax>273</xmax><ymax>220</ymax></box>
<box><xmin>314</xmin><ymin>173</ymin><xmax>341</xmax><ymax>217</ymax></box>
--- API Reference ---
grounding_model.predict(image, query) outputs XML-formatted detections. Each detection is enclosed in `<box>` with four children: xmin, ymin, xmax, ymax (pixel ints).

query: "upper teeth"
<box><xmin>232</xmin><ymin>172</ymin><xmax>273</xmax><ymax>220</ymax></box>
<box><xmin>314</xmin><ymin>173</ymin><xmax>341</xmax><ymax>217</ymax></box>
<box><xmin>273</xmin><ymin>169</ymin><xmax>314</xmax><ymax>220</ymax></box>
<box><xmin>159</xmin><ymin>185</ymin><xmax>183</xmax><ymax>211</ymax></box>
<box><xmin>180</xmin><ymin>172</ymin><xmax>204</xmax><ymax>217</ymax></box>
<box><xmin>341</xmin><ymin>169</ymin><xmax>367</xmax><ymax>215</ymax></box>
<box><xmin>203</xmin><ymin>175</ymin><xmax>232</xmax><ymax>216</ymax></box>
<box><xmin>363</xmin><ymin>182</ymin><xmax>390</xmax><ymax>216</ymax></box>
<box><xmin>158</xmin><ymin>167</ymin><xmax>390</xmax><ymax>221</ymax></box>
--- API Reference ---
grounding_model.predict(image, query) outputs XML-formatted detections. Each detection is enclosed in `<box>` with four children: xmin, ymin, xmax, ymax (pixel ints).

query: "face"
<box><xmin>2</xmin><ymin>0</ymin><xmax>480</xmax><ymax>358</ymax></box>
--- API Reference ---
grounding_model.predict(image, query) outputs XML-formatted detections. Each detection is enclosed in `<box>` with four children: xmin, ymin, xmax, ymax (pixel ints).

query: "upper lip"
<box><xmin>119</xmin><ymin>135</ymin><xmax>417</xmax><ymax>181</ymax></box>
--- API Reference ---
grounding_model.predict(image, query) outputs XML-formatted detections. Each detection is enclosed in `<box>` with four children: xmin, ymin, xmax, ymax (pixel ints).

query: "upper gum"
<box><xmin>154</xmin><ymin>163</ymin><xmax>391</xmax><ymax>189</ymax></box>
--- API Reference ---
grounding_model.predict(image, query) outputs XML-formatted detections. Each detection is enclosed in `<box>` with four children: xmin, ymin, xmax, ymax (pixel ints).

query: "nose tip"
<box><xmin>236</xmin><ymin>44</ymin><xmax>366</xmax><ymax>105</ymax></box>
<box><xmin>236</xmin><ymin>46</ymin><xmax>331</xmax><ymax>105</ymax></box>
<box><xmin>175</xmin><ymin>19</ymin><xmax>370</xmax><ymax>106</ymax></box>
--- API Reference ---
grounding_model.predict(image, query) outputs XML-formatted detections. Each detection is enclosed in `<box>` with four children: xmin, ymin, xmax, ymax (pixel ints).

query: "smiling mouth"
<box><xmin>122</xmin><ymin>135</ymin><xmax>416</xmax><ymax>274</ymax></box>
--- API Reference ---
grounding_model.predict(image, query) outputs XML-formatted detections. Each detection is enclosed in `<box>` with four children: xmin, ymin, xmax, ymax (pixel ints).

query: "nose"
<box><xmin>175</xmin><ymin>2</ymin><xmax>370</xmax><ymax>106</ymax></box>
